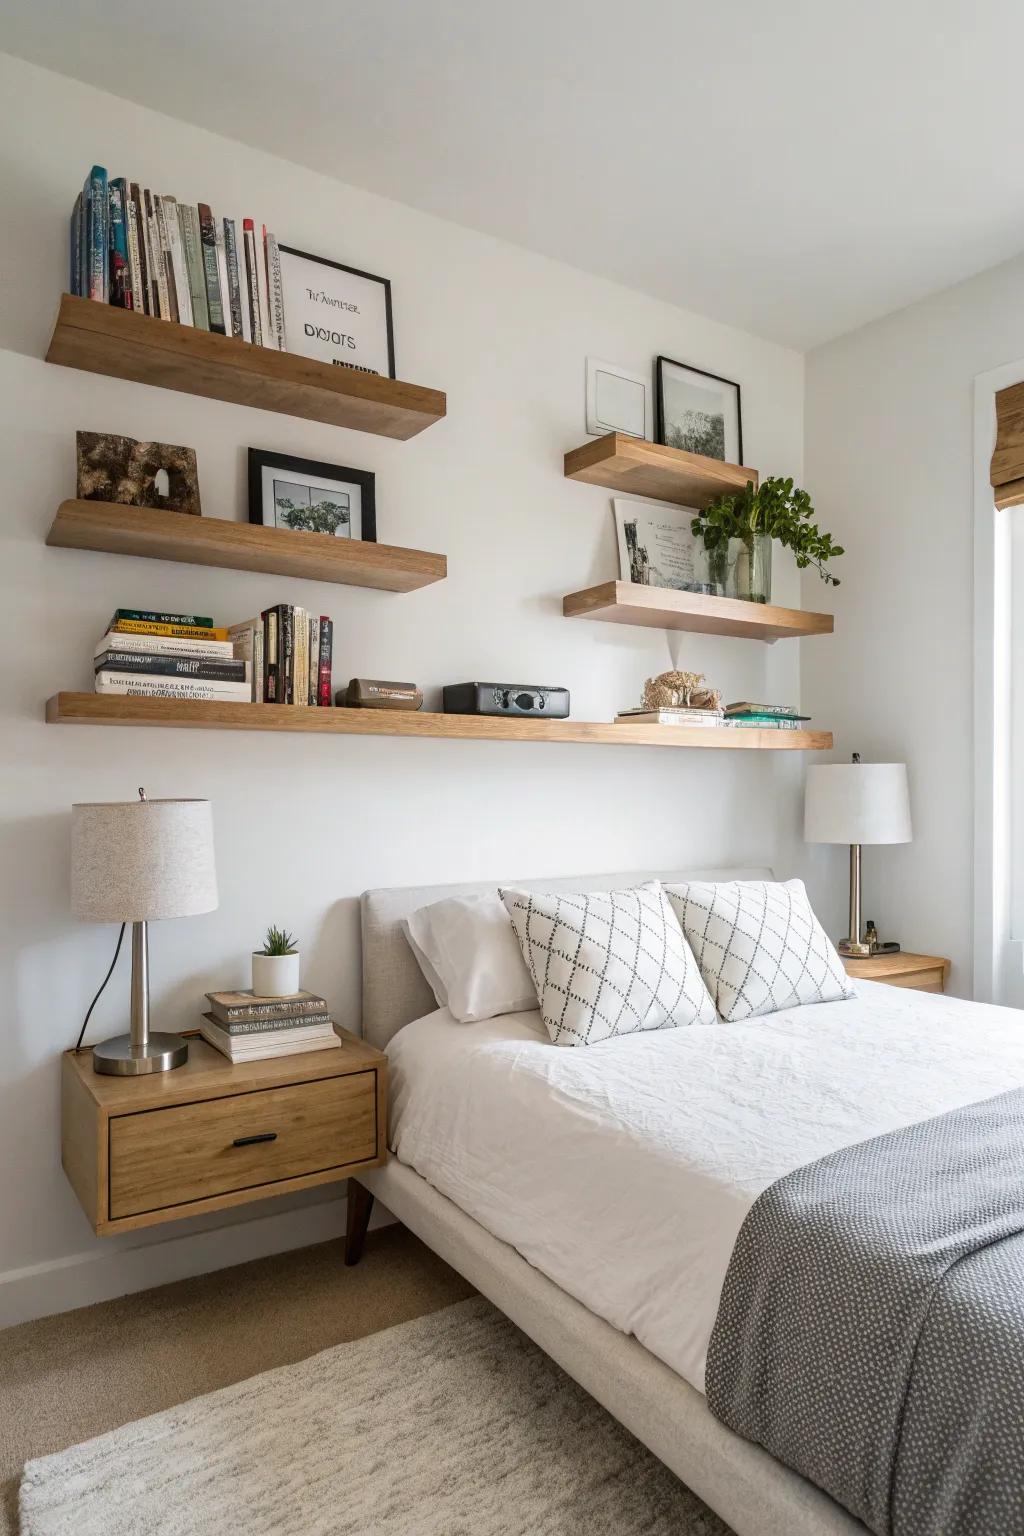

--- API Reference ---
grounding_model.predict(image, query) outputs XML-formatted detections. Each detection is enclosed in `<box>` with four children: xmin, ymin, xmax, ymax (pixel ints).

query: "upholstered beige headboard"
<box><xmin>360</xmin><ymin>865</ymin><xmax>774</xmax><ymax>1049</ymax></box>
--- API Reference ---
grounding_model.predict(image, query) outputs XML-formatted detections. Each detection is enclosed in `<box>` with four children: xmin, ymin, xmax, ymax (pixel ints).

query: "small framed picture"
<box><xmin>248</xmin><ymin>449</ymin><xmax>376</xmax><ymax>542</ymax></box>
<box><xmin>655</xmin><ymin>356</ymin><xmax>743</xmax><ymax>464</ymax></box>
<box><xmin>278</xmin><ymin>245</ymin><xmax>395</xmax><ymax>378</ymax></box>
<box><xmin>585</xmin><ymin>357</ymin><xmax>650</xmax><ymax>440</ymax></box>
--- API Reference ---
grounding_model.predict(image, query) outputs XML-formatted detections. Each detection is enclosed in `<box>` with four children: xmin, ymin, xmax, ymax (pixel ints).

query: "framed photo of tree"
<box><xmin>655</xmin><ymin>356</ymin><xmax>743</xmax><ymax>464</ymax></box>
<box><xmin>247</xmin><ymin>449</ymin><xmax>376</xmax><ymax>543</ymax></box>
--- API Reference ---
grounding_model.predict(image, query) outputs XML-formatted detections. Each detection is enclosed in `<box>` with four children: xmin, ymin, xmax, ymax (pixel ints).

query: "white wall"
<box><xmin>0</xmin><ymin>53</ymin><xmax>806</xmax><ymax>1323</ymax></box>
<box><xmin>802</xmin><ymin>253</ymin><xmax>1024</xmax><ymax>989</ymax></box>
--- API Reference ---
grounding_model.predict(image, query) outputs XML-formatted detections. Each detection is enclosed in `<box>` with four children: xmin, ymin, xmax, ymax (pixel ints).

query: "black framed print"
<box><xmin>277</xmin><ymin>245</ymin><xmax>396</xmax><ymax>379</ymax></box>
<box><xmin>655</xmin><ymin>356</ymin><xmax>743</xmax><ymax>464</ymax></box>
<box><xmin>248</xmin><ymin>449</ymin><xmax>377</xmax><ymax>543</ymax></box>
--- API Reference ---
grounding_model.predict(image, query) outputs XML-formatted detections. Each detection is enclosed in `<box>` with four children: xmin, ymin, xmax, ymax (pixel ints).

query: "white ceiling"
<box><xmin>5</xmin><ymin>0</ymin><xmax>1024</xmax><ymax>349</ymax></box>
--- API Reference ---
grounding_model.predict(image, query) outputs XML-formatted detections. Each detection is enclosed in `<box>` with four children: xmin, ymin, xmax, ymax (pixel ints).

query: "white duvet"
<box><xmin>387</xmin><ymin>980</ymin><xmax>1024</xmax><ymax>1394</ymax></box>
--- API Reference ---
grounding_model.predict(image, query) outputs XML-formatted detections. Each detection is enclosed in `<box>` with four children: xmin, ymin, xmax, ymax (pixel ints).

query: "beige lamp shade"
<box><xmin>71</xmin><ymin>797</ymin><xmax>218</xmax><ymax>922</ymax></box>
<box><xmin>804</xmin><ymin>763</ymin><xmax>912</xmax><ymax>846</ymax></box>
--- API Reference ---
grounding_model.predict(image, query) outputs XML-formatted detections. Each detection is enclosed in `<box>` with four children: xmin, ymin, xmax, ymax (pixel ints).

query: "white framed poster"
<box><xmin>613</xmin><ymin>497</ymin><xmax>712</xmax><ymax>592</ymax></box>
<box><xmin>585</xmin><ymin>357</ymin><xmax>650</xmax><ymax>439</ymax></box>
<box><xmin>278</xmin><ymin>246</ymin><xmax>395</xmax><ymax>378</ymax></box>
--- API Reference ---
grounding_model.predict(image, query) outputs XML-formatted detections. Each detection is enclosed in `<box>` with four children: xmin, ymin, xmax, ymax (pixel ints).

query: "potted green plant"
<box><xmin>252</xmin><ymin>925</ymin><xmax>300</xmax><ymax>997</ymax></box>
<box><xmin>691</xmin><ymin>477</ymin><xmax>844</xmax><ymax>603</ymax></box>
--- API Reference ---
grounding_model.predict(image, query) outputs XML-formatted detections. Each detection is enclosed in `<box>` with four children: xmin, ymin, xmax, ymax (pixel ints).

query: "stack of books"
<box><xmin>230</xmin><ymin>606</ymin><xmax>333</xmax><ymax>705</ymax></box>
<box><xmin>70</xmin><ymin>165</ymin><xmax>286</xmax><ymax>348</ymax></box>
<box><xmin>723</xmin><ymin>702</ymin><xmax>810</xmax><ymax>730</ymax></box>
<box><xmin>615</xmin><ymin>704</ymin><xmax>724</xmax><ymax>728</ymax></box>
<box><xmin>95</xmin><ymin>610</ymin><xmax>251</xmax><ymax>701</ymax></box>
<box><xmin>201</xmin><ymin>990</ymin><xmax>340</xmax><ymax>1063</ymax></box>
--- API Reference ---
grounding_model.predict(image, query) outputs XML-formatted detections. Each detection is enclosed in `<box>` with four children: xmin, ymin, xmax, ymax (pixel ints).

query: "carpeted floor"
<box><xmin>0</xmin><ymin>1225</ymin><xmax>473</xmax><ymax>1536</ymax></box>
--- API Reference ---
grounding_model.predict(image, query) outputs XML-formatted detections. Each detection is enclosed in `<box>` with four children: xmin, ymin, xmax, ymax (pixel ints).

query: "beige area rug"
<box><xmin>20</xmin><ymin>1295</ymin><xmax>732</xmax><ymax>1536</ymax></box>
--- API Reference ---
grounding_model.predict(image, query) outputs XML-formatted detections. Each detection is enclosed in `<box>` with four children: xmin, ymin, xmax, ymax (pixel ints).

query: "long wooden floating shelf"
<box><xmin>563</xmin><ymin>581</ymin><xmax>833</xmax><ymax>643</ymax></box>
<box><xmin>46</xmin><ymin>294</ymin><xmax>446</xmax><ymax>440</ymax></box>
<box><xmin>45</xmin><ymin>694</ymin><xmax>831</xmax><ymax>750</ymax></box>
<box><xmin>46</xmin><ymin>500</ymin><xmax>446</xmax><ymax>594</ymax></box>
<box><xmin>564</xmin><ymin>432</ymin><xmax>757</xmax><ymax>508</ymax></box>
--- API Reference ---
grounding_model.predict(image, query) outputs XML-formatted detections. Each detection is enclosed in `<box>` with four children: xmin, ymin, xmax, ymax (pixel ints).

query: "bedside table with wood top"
<box><xmin>842</xmin><ymin>951</ymin><xmax>951</xmax><ymax>994</ymax></box>
<box><xmin>61</xmin><ymin>1027</ymin><xmax>387</xmax><ymax>1239</ymax></box>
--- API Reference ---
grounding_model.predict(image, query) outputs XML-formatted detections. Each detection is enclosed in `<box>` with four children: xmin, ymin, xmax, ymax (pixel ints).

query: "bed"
<box><xmin>353</xmin><ymin>867</ymin><xmax>1024</xmax><ymax>1536</ymax></box>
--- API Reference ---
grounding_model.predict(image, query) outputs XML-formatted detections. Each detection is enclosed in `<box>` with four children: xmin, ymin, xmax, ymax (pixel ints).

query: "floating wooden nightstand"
<box><xmin>842</xmin><ymin>952</ymin><xmax>951</xmax><ymax>994</ymax></box>
<box><xmin>46</xmin><ymin>294</ymin><xmax>446</xmax><ymax>440</ymax></box>
<box><xmin>61</xmin><ymin>1030</ymin><xmax>388</xmax><ymax>1236</ymax></box>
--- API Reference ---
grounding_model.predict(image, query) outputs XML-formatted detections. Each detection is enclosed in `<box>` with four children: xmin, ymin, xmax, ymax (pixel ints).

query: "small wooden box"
<box><xmin>62</xmin><ymin>1028</ymin><xmax>387</xmax><ymax>1236</ymax></box>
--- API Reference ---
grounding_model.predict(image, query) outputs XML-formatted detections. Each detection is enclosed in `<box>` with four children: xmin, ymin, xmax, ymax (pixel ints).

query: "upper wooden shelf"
<box><xmin>45</xmin><ymin>694</ymin><xmax>832</xmax><ymax>751</ymax></box>
<box><xmin>47</xmin><ymin>499</ymin><xmax>446</xmax><ymax>594</ymax></box>
<box><xmin>563</xmin><ymin>581</ymin><xmax>833</xmax><ymax>643</ymax></box>
<box><xmin>564</xmin><ymin>432</ymin><xmax>757</xmax><ymax>508</ymax></box>
<box><xmin>46</xmin><ymin>294</ymin><xmax>446</xmax><ymax>440</ymax></box>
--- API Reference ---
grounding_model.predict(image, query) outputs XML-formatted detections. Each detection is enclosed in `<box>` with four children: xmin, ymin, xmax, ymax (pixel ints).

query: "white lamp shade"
<box><xmin>71</xmin><ymin>798</ymin><xmax>218</xmax><ymax>922</ymax></box>
<box><xmin>804</xmin><ymin>763</ymin><xmax>912</xmax><ymax>845</ymax></box>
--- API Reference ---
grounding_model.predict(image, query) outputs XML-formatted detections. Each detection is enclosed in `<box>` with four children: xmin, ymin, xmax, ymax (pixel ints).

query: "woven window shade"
<box><xmin>991</xmin><ymin>381</ymin><xmax>1024</xmax><ymax>509</ymax></box>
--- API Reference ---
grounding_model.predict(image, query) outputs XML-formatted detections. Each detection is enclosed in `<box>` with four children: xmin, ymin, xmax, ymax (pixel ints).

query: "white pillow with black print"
<box><xmin>664</xmin><ymin>878</ymin><xmax>854</xmax><ymax>1022</ymax></box>
<box><xmin>499</xmin><ymin>881</ymin><xmax>716</xmax><ymax>1047</ymax></box>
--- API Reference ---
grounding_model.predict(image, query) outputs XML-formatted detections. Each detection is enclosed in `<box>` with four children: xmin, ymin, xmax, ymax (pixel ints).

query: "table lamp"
<box><xmin>71</xmin><ymin>790</ymin><xmax>218</xmax><ymax>1075</ymax></box>
<box><xmin>804</xmin><ymin>754</ymin><xmax>912</xmax><ymax>957</ymax></box>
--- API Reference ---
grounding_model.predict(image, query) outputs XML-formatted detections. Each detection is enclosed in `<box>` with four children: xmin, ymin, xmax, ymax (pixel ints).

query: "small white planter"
<box><xmin>252</xmin><ymin>951</ymin><xmax>301</xmax><ymax>997</ymax></box>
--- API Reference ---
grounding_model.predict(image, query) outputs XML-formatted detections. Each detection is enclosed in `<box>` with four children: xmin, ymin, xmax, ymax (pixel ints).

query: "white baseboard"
<box><xmin>0</xmin><ymin>1187</ymin><xmax>395</xmax><ymax>1329</ymax></box>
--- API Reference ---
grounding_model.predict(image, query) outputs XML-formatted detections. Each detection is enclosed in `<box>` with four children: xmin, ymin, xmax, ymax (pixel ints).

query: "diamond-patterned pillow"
<box><xmin>499</xmin><ymin>881</ymin><xmax>716</xmax><ymax>1047</ymax></box>
<box><xmin>664</xmin><ymin>878</ymin><xmax>854</xmax><ymax>1022</ymax></box>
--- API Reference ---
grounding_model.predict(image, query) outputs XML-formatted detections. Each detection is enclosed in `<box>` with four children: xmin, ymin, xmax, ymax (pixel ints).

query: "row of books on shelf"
<box><xmin>202</xmin><ymin>989</ymin><xmax>339</xmax><ymax>1063</ymax></box>
<box><xmin>615</xmin><ymin>702</ymin><xmax>811</xmax><ymax>729</ymax></box>
<box><xmin>70</xmin><ymin>165</ymin><xmax>285</xmax><ymax>347</ymax></box>
<box><xmin>93</xmin><ymin>608</ymin><xmax>333</xmax><ymax>705</ymax></box>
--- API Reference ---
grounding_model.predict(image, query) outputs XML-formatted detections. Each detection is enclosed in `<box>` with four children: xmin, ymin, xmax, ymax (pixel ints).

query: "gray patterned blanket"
<box><xmin>706</xmin><ymin>1087</ymin><xmax>1024</xmax><ymax>1536</ymax></box>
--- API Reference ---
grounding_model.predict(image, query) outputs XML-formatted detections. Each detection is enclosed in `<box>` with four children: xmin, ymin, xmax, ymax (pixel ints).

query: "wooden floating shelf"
<box><xmin>45</xmin><ymin>694</ymin><xmax>831</xmax><ymax>751</ymax></box>
<box><xmin>46</xmin><ymin>294</ymin><xmax>446</xmax><ymax>441</ymax></box>
<box><xmin>47</xmin><ymin>500</ymin><xmax>446</xmax><ymax>594</ymax></box>
<box><xmin>564</xmin><ymin>432</ymin><xmax>757</xmax><ymax>508</ymax></box>
<box><xmin>563</xmin><ymin>581</ymin><xmax>833</xmax><ymax>643</ymax></box>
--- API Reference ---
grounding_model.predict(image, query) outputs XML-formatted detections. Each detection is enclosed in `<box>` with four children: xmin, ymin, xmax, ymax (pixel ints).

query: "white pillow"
<box><xmin>499</xmin><ymin>881</ymin><xmax>716</xmax><ymax>1047</ymax></box>
<box><xmin>403</xmin><ymin>894</ymin><xmax>538</xmax><ymax>1023</ymax></box>
<box><xmin>664</xmin><ymin>878</ymin><xmax>853</xmax><ymax>1022</ymax></box>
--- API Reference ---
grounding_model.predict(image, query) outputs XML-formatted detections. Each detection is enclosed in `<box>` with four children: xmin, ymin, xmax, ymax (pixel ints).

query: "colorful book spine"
<box><xmin>129</xmin><ymin>184</ymin><xmax>151</xmax><ymax>315</ymax></box>
<box><xmin>265</xmin><ymin>231</ymin><xmax>287</xmax><ymax>350</ymax></box>
<box><xmin>96</xmin><ymin>653</ymin><xmax>248</xmax><ymax>682</ymax></box>
<box><xmin>70</xmin><ymin>192</ymin><xmax>83</xmax><ymax>296</ymax></box>
<box><xmin>724</xmin><ymin>716</ymin><xmax>799</xmax><ymax>730</ymax></box>
<box><xmin>253</xmin><ymin>221</ymin><xmax>272</xmax><ymax>346</ymax></box>
<box><xmin>242</xmin><ymin>220</ymin><xmax>264</xmax><ymax>346</ymax></box>
<box><xmin>95</xmin><ymin>675</ymin><xmax>252</xmax><ymax>701</ymax></box>
<box><xmin>109</xmin><ymin>620</ymin><xmax>230</xmax><ymax>641</ymax></box>
<box><xmin>317</xmin><ymin>617</ymin><xmax>333</xmax><ymax>707</ymax></box>
<box><xmin>110</xmin><ymin>608</ymin><xmax>214</xmax><ymax>627</ymax></box>
<box><xmin>86</xmin><ymin>165</ymin><xmax>108</xmax><ymax>302</ymax></box>
<box><xmin>215</xmin><ymin>219</ymin><xmax>232</xmax><ymax>336</ymax></box>
<box><xmin>197</xmin><ymin>203</ymin><xmax>226</xmax><ymax>334</ymax></box>
<box><xmin>178</xmin><ymin>205</ymin><xmax>209</xmax><ymax>330</ymax></box>
<box><xmin>123</xmin><ymin>186</ymin><xmax>144</xmax><ymax>315</ymax></box>
<box><xmin>263</xmin><ymin>608</ymin><xmax>279</xmax><ymax>702</ymax></box>
<box><xmin>308</xmin><ymin>615</ymin><xmax>318</xmax><ymax>706</ymax></box>
<box><xmin>222</xmin><ymin>219</ymin><xmax>245</xmax><ymax>339</ymax></box>
<box><xmin>154</xmin><ymin>197</ymin><xmax>180</xmax><ymax>322</ymax></box>
<box><xmin>108</xmin><ymin>179</ymin><xmax>133</xmax><ymax>309</ymax></box>
<box><xmin>162</xmin><ymin>196</ymin><xmax>193</xmax><ymax>326</ymax></box>
<box><xmin>280</xmin><ymin>604</ymin><xmax>294</xmax><ymax>704</ymax></box>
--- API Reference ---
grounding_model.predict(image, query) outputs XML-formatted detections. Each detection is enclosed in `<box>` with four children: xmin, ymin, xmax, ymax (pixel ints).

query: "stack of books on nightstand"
<box><xmin>201</xmin><ymin>989</ymin><xmax>340</xmax><ymax>1062</ymax></box>
<box><xmin>95</xmin><ymin>609</ymin><xmax>250</xmax><ymax>701</ymax></box>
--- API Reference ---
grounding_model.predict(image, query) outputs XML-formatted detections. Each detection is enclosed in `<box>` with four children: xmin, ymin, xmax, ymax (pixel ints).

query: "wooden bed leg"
<box><xmin>345</xmin><ymin>1180</ymin><xmax>374</xmax><ymax>1266</ymax></box>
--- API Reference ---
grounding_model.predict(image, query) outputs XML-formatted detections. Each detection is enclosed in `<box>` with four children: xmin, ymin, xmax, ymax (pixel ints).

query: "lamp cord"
<box><xmin>75</xmin><ymin>923</ymin><xmax>126</xmax><ymax>1052</ymax></box>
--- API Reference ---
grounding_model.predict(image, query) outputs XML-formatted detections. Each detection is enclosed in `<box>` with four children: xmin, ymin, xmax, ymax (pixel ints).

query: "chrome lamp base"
<box><xmin>92</xmin><ymin>1031</ymin><xmax>189</xmax><ymax>1076</ymax></box>
<box><xmin>91</xmin><ymin>918</ymin><xmax>189</xmax><ymax>1077</ymax></box>
<box><xmin>836</xmin><ymin>841</ymin><xmax>872</xmax><ymax>958</ymax></box>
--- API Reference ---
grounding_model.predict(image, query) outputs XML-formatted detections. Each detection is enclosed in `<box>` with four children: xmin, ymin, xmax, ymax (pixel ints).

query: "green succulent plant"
<box><xmin>691</xmin><ymin>477</ymin><xmax>844</xmax><ymax>586</ymax></box>
<box><xmin>260</xmin><ymin>925</ymin><xmax>298</xmax><ymax>956</ymax></box>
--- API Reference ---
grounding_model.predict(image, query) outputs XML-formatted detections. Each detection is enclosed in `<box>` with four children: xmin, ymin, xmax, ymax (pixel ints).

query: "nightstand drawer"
<box><xmin>109</xmin><ymin>1069</ymin><xmax>377</xmax><ymax>1219</ymax></box>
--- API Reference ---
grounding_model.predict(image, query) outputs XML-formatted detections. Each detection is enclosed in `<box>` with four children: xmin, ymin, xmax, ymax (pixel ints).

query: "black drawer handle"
<box><xmin>232</xmin><ymin>1131</ymin><xmax>278</xmax><ymax>1147</ymax></box>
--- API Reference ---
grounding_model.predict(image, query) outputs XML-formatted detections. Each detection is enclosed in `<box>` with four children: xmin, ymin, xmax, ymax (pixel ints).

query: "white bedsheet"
<box><xmin>387</xmin><ymin>980</ymin><xmax>1024</xmax><ymax>1394</ymax></box>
